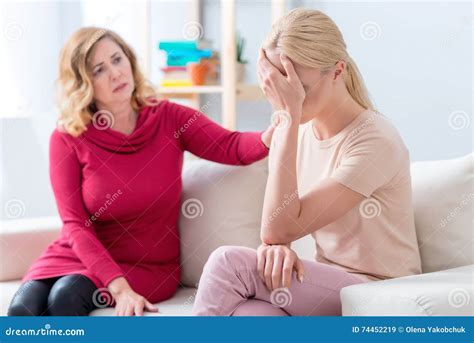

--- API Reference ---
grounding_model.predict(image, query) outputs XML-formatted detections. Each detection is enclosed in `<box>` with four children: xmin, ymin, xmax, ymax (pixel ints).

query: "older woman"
<box><xmin>7</xmin><ymin>27</ymin><xmax>273</xmax><ymax>316</ymax></box>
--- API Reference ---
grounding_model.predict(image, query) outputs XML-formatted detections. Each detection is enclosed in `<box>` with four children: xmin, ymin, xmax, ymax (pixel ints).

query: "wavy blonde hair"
<box><xmin>264</xmin><ymin>8</ymin><xmax>374</xmax><ymax>111</ymax></box>
<box><xmin>56</xmin><ymin>27</ymin><xmax>157</xmax><ymax>137</ymax></box>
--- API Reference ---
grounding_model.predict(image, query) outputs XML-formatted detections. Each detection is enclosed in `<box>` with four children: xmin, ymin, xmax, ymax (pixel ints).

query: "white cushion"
<box><xmin>179</xmin><ymin>158</ymin><xmax>268</xmax><ymax>287</ymax></box>
<box><xmin>0</xmin><ymin>280</ymin><xmax>22</xmax><ymax>316</ymax></box>
<box><xmin>0</xmin><ymin>280</ymin><xmax>196</xmax><ymax>316</ymax></box>
<box><xmin>410</xmin><ymin>153</ymin><xmax>473</xmax><ymax>273</ymax></box>
<box><xmin>0</xmin><ymin>217</ymin><xmax>61</xmax><ymax>281</ymax></box>
<box><xmin>90</xmin><ymin>287</ymin><xmax>196</xmax><ymax>316</ymax></box>
<box><xmin>341</xmin><ymin>265</ymin><xmax>474</xmax><ymax>316</ymax></box>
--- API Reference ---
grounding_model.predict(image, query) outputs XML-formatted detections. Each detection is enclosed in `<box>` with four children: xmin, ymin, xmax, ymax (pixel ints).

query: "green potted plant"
<box><xmin>236</xmin><ymin>32</ymin><xmax>248</xmax><ymax>83</ymax></box>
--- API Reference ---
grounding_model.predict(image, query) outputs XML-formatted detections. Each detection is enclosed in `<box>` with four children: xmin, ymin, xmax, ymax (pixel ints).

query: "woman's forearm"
<box><xmin>261</xmin><ymin>109</ymin><xmax>302</xmax><ymax>244</ymax></box>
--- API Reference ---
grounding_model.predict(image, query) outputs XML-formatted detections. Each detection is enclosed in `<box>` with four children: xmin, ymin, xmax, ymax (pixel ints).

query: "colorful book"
<box><xmin>158</xmin><ymin>40</ymin><xmax>212</xmax><ymax>51</ymax></box>
<box><xmin>161</xmin><ymin>70</ymin><xmax>189</xmax><ymax>80</ymax></box>
<box><xmin>160</xmin><ymin>79</ymin><xmax>193</xmax><ymax>87</ymax></box>
<box><xmin>160</xmin><ymin>66</ymin><xmax>187</xmax><ymax>72</ymax></box>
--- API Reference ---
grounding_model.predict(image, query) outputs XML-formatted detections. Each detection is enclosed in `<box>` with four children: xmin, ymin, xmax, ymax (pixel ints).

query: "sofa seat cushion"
<box><xmin>89</xmin><ymin>287</ymin><xmax>196</xmax><ymax>316</ymax></box>
<box><xmin>0</xmin><ymin>280</ymin><xmax>196</xmax><ymax>316</ymax></box>
<box><xmin>341</xmin><ymin>265</ymin><xmax>474</xmax><ymax>316</ymax></box>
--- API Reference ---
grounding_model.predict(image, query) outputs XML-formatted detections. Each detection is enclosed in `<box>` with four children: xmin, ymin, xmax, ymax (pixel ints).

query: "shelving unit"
<box><xmin>144</xmin><ymin>0</ymin><xmax>286</xmax><ymax>130</ymax></box>
<box><xmin>157</xmin><ymin>85</ymin><xmax>223</xmax><ymax>95</ymax></box>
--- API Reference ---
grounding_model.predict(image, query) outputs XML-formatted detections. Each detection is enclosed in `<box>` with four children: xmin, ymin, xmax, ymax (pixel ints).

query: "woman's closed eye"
<box><xmin>93</xmin><ymin>67</ymin><xmax>103</xmax><ymax>77</ymax></box>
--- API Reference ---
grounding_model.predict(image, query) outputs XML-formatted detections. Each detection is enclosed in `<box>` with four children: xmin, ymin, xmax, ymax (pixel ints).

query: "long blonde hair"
<box><xmin>56</xmin><ymin>27</ymin><xmax>157</xmax><ymax>137</ymax></box>
<box><xmin>264</xmin><ymin>8</ymin><xmax>374</xmax><ymax>111</ymax></box>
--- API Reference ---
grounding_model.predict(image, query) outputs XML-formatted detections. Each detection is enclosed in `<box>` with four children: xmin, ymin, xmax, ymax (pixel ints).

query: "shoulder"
<box><xmin>50</xmin><ymin>126</ymin><xmax>87</xmax><ymax>154</ymax></box>
<box><xmin>344</xmin><ymin>110</ymin><xmax>409</xmax><ymax>157</ymax></box>
<box><xmin>50</xmin><ymin>127</ymin><xmax>75</xmax><ymax>147</ymax></box>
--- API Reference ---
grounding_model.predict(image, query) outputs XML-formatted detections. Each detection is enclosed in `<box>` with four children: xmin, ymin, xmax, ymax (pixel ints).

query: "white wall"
<box><xmin>315</xmin><ymin>1</ymin><xmax>472</xmax><ymax>161</ymax></box>
<box><xmin>0</xmin><ymin>0</ymin><xmax>472</xmax><ymax>220</ymax></box>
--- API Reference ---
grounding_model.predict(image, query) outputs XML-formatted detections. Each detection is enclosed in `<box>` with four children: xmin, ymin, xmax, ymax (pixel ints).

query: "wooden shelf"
<box><xmin>157</xmin><ymin>84</ymin><xmax>265</xmax><ymax>101</ymax></box>
<box><xmin>157</xmin><ymin>85</ymin><xmax>223</xmax><ymax>94</ymax></box>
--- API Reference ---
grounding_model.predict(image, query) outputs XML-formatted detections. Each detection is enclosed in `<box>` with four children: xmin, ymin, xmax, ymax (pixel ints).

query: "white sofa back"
<box><xmin>179</xmin><ymin>158</ymin><xmax>268</xmax><ymax>287</ymax></box>
<box><xmin>409</xmin><ymin>153</ymin><xmax>473</xmax><ymax>273</ymax></box>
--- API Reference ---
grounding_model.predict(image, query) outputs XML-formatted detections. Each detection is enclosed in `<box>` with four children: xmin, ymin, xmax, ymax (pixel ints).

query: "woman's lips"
<box><xmin>113</xmin><ymin>83</ymin><xmax>127</xmax><ymax>93</ymax></box>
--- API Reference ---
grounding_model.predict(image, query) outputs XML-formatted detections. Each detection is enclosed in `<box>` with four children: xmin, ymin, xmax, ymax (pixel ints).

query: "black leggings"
<box><xmin>7</xmin><ymin>274</ymin><xmax>99</xmax><ymax>316</ymax></box>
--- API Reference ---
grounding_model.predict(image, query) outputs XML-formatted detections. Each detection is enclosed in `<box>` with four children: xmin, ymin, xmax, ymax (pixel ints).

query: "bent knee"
<box><xmin>47</xmin><ymin>286</ymin><xmax>80</xmax><ymax>312</ymax></box>
<box><xmin>7</xmin><ymin>302</ymin><xmax>43</xmax><ymax>316</ymax></box>
<box><xmin>207</xmin><ymin>245</ymin><xmax>257</xmax><ymax>269</ymax></box>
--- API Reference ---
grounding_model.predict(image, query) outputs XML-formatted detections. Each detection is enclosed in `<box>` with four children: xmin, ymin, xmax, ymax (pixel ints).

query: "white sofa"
<box><xmin>1</xmin><ymin>154</ymin><xmax>472</xmax><ymax>316</ymax></box>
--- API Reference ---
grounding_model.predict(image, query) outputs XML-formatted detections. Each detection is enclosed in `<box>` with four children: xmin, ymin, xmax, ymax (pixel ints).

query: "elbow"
<box><xmin>260</xmin><ymin>222</ymin><xmax>293</xmax><ymax>245</ymax></box>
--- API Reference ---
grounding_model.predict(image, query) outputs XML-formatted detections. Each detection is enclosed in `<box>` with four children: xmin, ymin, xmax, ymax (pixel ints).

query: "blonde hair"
<box><xmin>56</xmin><ymin>27</ymin><xmax>157</xmax><ymax>137</ymax></box>
<box><xmin>264</xmin><ymin>8</ymin><xmax>374</xmax><ymax>111</ymax></box>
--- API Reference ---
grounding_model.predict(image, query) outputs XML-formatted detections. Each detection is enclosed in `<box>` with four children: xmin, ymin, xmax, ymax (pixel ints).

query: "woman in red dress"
<box><xmin>7</xmin><ymin>28</ymin><xmax>273</xmax><ymax>316</ymax></box>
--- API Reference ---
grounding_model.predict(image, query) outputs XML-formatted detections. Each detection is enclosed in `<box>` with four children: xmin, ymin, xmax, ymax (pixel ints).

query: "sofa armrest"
<box><xmin>340</xmin><ymin>265</ymin><xmax>474</xmax><ymax>316</ymax></box>
<box><xmin>0</xmin><ymin>217</ymin><xmax>61</xmax><ymax>281</ymax></box>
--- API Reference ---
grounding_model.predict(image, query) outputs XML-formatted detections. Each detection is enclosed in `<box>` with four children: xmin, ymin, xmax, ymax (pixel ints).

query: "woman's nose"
<box><xmin>110</xmin><ymin>66</ymin><xmax>121</xmax><ymax>80</ymax></box>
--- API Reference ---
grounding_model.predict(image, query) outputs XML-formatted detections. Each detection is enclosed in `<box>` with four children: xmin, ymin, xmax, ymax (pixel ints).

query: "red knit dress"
<box><xmin>22</xmin><ymin>100</ymin><xmax>269</xmax><ymax>304</ymax></box>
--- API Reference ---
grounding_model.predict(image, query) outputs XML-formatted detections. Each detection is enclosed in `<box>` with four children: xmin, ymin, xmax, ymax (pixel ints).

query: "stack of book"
<box><xmin>158</xmin><ymin>40</ymin><xmax>217</xmax><ymax>87</ymax></box>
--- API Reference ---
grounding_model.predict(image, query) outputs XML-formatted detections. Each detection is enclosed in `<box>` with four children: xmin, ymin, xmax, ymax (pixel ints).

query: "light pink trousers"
<box><xmin>192</xmin><ymin>246</ymin><xmax>370</xmax><ymax>316</ymax></box>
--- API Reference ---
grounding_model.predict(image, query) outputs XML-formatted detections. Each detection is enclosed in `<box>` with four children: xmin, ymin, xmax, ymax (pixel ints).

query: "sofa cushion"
<box><xmin>179</xmin><ymin>158</ymin><xmax>268</xmax><ymax>287</ymax></box>
<box><xmin>0</xmin><ymin>280</ymin><xmax>22</xmax><ymax>316</ymax></box>
<box><xmin>0</xmin><ymin>280</ymin><xmax>196</xmax><ymax>316</ymax></box>
<box><xmin>89</xmin><ymin>287</ymin><xmax>196</xmax><ymax>316</ymax></box>
<box><xmin>0</xmin><ymin>217</ymin><xmax>61</xmax><ymax>281</ymax></box>
<box><xmin>410</xmin><ymin>153</ymin><xmax>473</xmax><ymax>273</ymax></box>
<box><xmin>341</xmin><ymin>264</ymin><xmax>474</xmax><ymax>316</ymax></box>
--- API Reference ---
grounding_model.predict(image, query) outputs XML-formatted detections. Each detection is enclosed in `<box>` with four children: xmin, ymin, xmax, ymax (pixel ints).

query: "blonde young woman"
<box><xmin>193</xmin><ymin>8</ymin><xmax>422</xmax><ymax>316</ymax></box>
<box><xmin>7</xmin><ymin>28</ymin><xmax>274</xmax><ymax>316</ymax></box>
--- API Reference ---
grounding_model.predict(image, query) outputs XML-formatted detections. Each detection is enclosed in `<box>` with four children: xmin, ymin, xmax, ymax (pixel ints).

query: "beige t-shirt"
<box><xmin>297</xmin><ymin>109</ymin><xmax>422</xmax><ymax>281</ymax></box>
